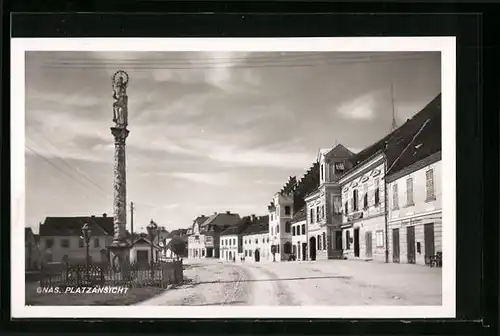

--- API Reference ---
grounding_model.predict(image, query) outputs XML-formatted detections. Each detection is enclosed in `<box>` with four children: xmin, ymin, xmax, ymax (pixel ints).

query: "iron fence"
<box><xmin>39</xmin><ymin>260</ymin><xmax>183</xmax><ymax>288</ymax></box>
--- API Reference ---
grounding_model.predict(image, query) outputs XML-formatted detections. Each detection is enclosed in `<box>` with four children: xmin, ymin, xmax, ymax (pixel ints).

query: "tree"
<box><xmin>169</xmin><ymin>236</ymin><xmax>187</xmax><ymax>260</ymax></box>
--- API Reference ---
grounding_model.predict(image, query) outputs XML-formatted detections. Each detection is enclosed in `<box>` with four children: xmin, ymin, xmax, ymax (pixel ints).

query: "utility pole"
<box><xmin>130</xmin><ymin>201</ymin><xmax>135</xmax><ymax>234</ymax></box>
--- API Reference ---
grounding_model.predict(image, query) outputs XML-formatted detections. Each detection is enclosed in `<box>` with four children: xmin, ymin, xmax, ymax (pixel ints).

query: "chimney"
<box><xmin>91</xmin><ymin>215</ymin><xmax>95</xmax><ymax>218</ymax></box>
<box><xmin>251</xmin><ymin>214</ymin><xmax>256</xmax><ymax>222</ymax></box>
<box><xmin>213</xmin><ymin>212</ymin><xmax>217</xmax><ymax>215</ymax></box>
<box><xmin>102</xmin><ymin>213</ymin><xmax>107</xmax><ymax>217</ymax></box>
<box><xmin>226</xmin><ymin>211</ymin><xmax>231</xmax><ymax>214</ymax></box>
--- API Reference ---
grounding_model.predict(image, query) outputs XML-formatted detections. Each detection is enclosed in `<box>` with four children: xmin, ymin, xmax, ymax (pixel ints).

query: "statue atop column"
<box><xmin>112</xmin><ymin>70</ymin><xmax>129</xmax><ymax>128</ymax></box>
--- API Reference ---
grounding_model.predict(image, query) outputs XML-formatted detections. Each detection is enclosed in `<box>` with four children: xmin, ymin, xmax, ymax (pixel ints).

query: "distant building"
<box><xmin>25</xmin><ymin>227</ymin><xmax>41</xmax><ymax>270</ymax></box>
<box><xmin>242</xmin><ymin>215</ymin><xmax>269</xmax><ymax>262</ymax></box>
<box><xmin>386</xmin><ymin>95</ymin><xmax>442</xmax><ymax>265</ymax></box>
<box><xmin>305</xmin><ymin>145</ymin><xmax>355</xmax><ymax>261</ymax></box>
<box><xmin>188</xmin><ymin>211</ymin><xmax>241</xmax><ymax>259</ymax></box>
<box><xmin>220</xmin><ymin>216</ymin><xmax>254</xmax><ymax>261</ymax></box>
<box><xmin>38</xmin><ymin>214</ymin><xmax>114</xmax><ymax>264</ymax></box>
<box><xmin>290</xmin><ymin>207</ymin><xmax>307</xmax><ymax>261</ymax></box>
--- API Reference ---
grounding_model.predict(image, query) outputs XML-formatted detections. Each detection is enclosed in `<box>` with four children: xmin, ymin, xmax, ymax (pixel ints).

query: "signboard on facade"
<box><xmin>347</xmin><ymin>212</ymin><xmax>363</xmax><ymax>222</ymax></box>
<box><xmin>204</xmin><ymin>236</ymin><xmax>214</xmax><ymax>247</ymax></box>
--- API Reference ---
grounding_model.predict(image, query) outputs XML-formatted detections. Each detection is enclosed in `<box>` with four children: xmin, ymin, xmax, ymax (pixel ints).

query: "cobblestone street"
<box><xmin>138</xmin><ymin>258</ymin><xmax>442</xmax><ymax>306</ymax></box>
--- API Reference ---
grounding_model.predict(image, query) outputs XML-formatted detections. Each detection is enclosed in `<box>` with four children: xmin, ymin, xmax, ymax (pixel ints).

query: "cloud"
<box><xmin>166</xmin><ymin>172</ymin><xmax>231</xmax><ymax>186</ymax></box>
<box><xmin>337</xmin><ymin>91</ymin><xmax>379</xmax><ymax>120</ymax></box>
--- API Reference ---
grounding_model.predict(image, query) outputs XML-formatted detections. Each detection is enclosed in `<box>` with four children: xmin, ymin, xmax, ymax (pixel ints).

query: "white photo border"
<box><xmin>11</xmin><ymin>37</ymin><xmax>456</xmax><ymax>319</ymax></box>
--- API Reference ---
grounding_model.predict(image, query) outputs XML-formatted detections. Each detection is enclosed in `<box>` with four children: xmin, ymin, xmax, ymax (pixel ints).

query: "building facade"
<box><xmin>242</xmin><ymin>216</ymin><xmax>270</xmax><ymax>262</ymax></box>
<box><xmin>305</xmin><ymin>145</ymin><xmax>355</xmax><ymax>261</ymax></box>
<box><xmin>38</xmin><ymin>214</ymin><xmax>114</xmax><ymax>264</ymax></box>
<box><xmin>220</xmin><ymin>233</ymin><xmax>240</xmax><ymax>261</ymax></box>
<box><xmin>386</xmin><ymin>153</ymin><xmax>442</xmax><ymax>265</ymax></box>
<box><xmin>267</xmin><ymin>189</ymin><xmax>294</xmax><ymax>262</ymax></box>
<box><xmin>339</xmin><ymin>153</ymin><xmax>387</xmax><ymax>262</ymax></box>
<box><xmin>290</xmin><ymin>207</ymin><xmax>307</xmax><ymax>261</ymax></box>
<box><xmin>187</xmin><ymin>212</ymin><xmax>240</xmax><ymax>259</ymax></box>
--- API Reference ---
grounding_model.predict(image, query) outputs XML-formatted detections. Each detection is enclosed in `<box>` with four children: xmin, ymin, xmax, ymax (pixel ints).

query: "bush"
<box><xmin>170</xmin><ymin>236</ymin><xmax>187</xmax><ymax>258</ymax></box>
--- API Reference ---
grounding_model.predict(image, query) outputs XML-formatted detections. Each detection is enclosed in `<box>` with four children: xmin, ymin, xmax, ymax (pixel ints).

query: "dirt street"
<box><xmin>138</xmin><ymin>258</ymin><xmax>442</xmax><ymax>306</ymax></box>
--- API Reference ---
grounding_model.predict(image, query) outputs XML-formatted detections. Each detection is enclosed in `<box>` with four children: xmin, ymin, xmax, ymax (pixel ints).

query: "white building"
<box><xmin>267</xmin><ymin>186</ymin><xmax>294</xmax><ymax>262</ymax></box>
<box><xmin>290</xmin><ymin>207</ymin><xmax>307</xmax><ymax>260</ymax></box>
<box><xmin>220</xmin><ymin>232</ymin><xmax>239</xmax><ymax>261</ymax></box>
<box><xmin>385</xmin><ymin>95</ymin><xmax>442</xmax><ymax>265</ymax></box>
<box><xmin>242</xmin><ymin>216</ymin><xmax>269</xmax><ymax>262</ymax></box>
<box><xmin>305</xmin><ymin>145</ymin><xmax>355</xmax><ymax>261</ymax></box>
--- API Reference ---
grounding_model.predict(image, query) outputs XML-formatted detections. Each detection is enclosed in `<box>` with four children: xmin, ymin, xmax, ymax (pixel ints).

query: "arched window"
<box><xmin>284</xmin><ymin>242</ymin><xmax>292</xmax><ymax>254</ymax></box>
<box><xmin>322</xmin><ymin>232</ymin><xmax>326</xmax><ymax>250</ymax></box>
<box><xmin>285</xmin><ymin>221</ymin><xmax>291</xmax><ymax>233</ymax></box>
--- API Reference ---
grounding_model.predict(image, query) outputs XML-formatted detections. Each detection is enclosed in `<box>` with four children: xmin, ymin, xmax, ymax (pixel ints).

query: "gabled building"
<box><xmin>38</xmin><ymin>214</ymin><xmax>114</xmax><ymax>264</ymax></box>
<box><xmin>242</xmin><ymin>215</ymin><xmax>270</xmax><ymax>262</ymax></box>
<box><xmin>268</xmin><ymin>164</ymin><xmax>320</xmax><ymax>262</ymax></box>
<box><xmin>339</xmin><ymin>94</ymin><xmax>441</xmax><ymax>263</ymax></box>
<box><xmin>385</xmin><ymin>95</ymin><xmax>442</xmax><ymax>265</ymax></box>
<box><xmin>188</xmin><ymin>211</ymin><xmax>241</xmax><ymax>259</ymax></box>
<box><xmin>305</xmin><ymin>144</ymin><xmax>355</xmax><ymax>261</ymax></box>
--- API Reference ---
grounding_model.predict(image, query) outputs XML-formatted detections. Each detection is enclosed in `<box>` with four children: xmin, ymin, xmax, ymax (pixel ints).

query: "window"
<box><xmin>322</xmin><ymin>205</ymin><xmax>325</xmax><ymax>219</ymax></box>
<box><xmin>346</xmin><ymin>231</ymin><xmax>351</xmax><ymax>249</ymax></box>
<box><xmin>234</xmin><ymin>238</ymin><xmax>236</xmax><ymax>245</ymax></box>
<box><xmin>285</xmin><ymin>221</ymin><xmax>291</xmax><ymax>233</ymax></box>
<box><xmin>271</xmin><ymin>227</ymin><xmax>274</xmax><ymax>235</ymax></box>
<box><xmin>245</xmin><ymin>250</ymin><xmax>248</xmax><ymax>257</ymax></box>
<box><xmin>374</xmin><ymin>178</ymin><xmax>380</xmax><ymax>205</ymax></box>
<box><xmin>363</xmin><ymin>184</ymin><xmax>369</xmax><ymax>209</ymax></box>
<box><xmin>321</xmin><ymin>164</ymin><xmax>324</xmax><ymax>181</ymax></box>
<box><xmin>61</xmin><ymin>239</ymin><xmax>70</xmax><ymax>248</ymax></box>
<box><xmin>284</xmin><ymin>242</ymin><xmax>292</xmax><ymax>254</ymax></box>
<box><xmin>317</xmin><ymin>235</ymin><xmax>321</xmax><ymax>250</ymax></box>
<box><xmin>310</xmin><ymin>208</ymin><xmax>314</xmax><ymax>223</ymax></box>
<box><xmin>267</xmin><ymin>237</ymin><xmax>269</xmax><ymax>243</ymax></box>
<box><xmin>249</xmin><ymin>250</ymin><xmax>253</xmax><ymax>257</ymax></box>
<box><xmin>292</xmin><ymin>226</ymin><xmax>296</xmax><ymax>236</ymax></box>
<box><xmin>352</xmin><ymin>189</ymin><xmax>358</xmax><ymax>211</ymax></box>
<box><xmin>316</xmin><ymin>206</ymin><xmax>320</xmax><ymax>222</ymax></box>
<box><xmin>333</xmin><ymin>196</ymin><xmax>341</xmax><ymax>215</ymax></box>
<box><xmin>78</xmin><ymin>238</ymin><xmax>84</xmax><ymax>248</ymax></box>
<box><xmin>426</xmin><ymin>169</ymin><xmax>435</xmax><ymax>200</ymax></box>
<box><xmin>277</xmin><ymin>224</ymin><xmax>280</xmax><ymax>234</ymax></box>
<box><xmin>406</xmin><ymin>177</ymin><xmax>414</xmax><ymax>205</ymax></box>
<box><xmin>285</xmin><ymin>206</ymin><xmax>291</xmax><ymax>216</ymax></box>
<box><xmin>46</xmin><ymin>239</ymin><xmax>54</xmax><ymax>249</ymax></box>
<box><xmin>392</xmin><ymin>183</ymin><xmax>399</xmax><ymax>209</ymax></box>
<box><xmin>301</xmin><ymin>224</ymin><xmax>306</xmax><ymax>235</ymax></box>
<box><xmin>375</xmin><ymin>230</ymin><xmax>384</xmax><ymax>247</ymax></box>
<box><xmin>94</xmin><ymin>238</ymin><xmax>100</xmax><ymax>248</ymax></box>
<box><xmin>344</xmin><ymin>201</ymin><xmax>348</xmax><ymax>215</ymax></box>
<box><xmin>322</xmin><ymin>232</ymin><xmax>326</xmax><ymax>250</ymax></box>
<box><xmin>255</xmin><ymin>239</ymin><xmax>258</xmax><ymax>244</ymax></box>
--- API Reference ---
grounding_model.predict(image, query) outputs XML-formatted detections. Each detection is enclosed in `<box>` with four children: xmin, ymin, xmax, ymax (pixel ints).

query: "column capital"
<box><xmin>110</xmin><ymin>126</ymin><xmax>130</xmax><ymax>140</ymax></box>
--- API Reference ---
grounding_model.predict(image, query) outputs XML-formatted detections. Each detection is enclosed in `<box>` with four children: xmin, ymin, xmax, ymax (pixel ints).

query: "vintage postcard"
<box><xmin>11</xmin><ymin>37</ymin><xmax>456</xmax><ymax>318</ymax></box>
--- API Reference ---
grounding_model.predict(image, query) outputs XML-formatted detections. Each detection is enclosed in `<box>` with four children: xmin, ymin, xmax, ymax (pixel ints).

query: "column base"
<box><xmin>107</xmin><ymin>240</ymin><xmax>131</xmax><ymax>281</ymax></box>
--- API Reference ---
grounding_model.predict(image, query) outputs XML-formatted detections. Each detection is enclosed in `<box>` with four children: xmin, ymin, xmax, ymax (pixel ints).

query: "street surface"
<box><xmin>138</xmin><ymin>258</ymin><xmax>442</xmax><ymax>306</ymax></box>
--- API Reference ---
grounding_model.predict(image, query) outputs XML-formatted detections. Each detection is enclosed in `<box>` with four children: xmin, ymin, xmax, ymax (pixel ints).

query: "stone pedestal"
<box><xmin>108</xmin><ymin>240</ymin><xmax>131</xmax><ymax>280</ymax></box>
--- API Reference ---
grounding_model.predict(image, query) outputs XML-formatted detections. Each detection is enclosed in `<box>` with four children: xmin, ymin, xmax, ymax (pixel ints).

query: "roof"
<box><xmin>324</xmin><ymin>144</ymin><xmax>356</xmax><ymax>159</ymax></box>
<box><xmin>291</xmin><ymin>206</ymin><xmax>307</xmax><ymax>223</ymax></box>
<box><xmin>242</xmin><ymin>215</ymin><xmax>269</xmax><ymax>236</ymax></box>
<box><xmin>343</xmin><ymin>94</ymin><xmax>441</xmax><ymax>178</ymax></box>
<box><xmin>293</xmin><ymin>162</ymin><xmax>320</xmax><ymax>210</ymax></box>
<box><xmin>386</xmin><ymin>96</ymin><xmax>441</xmax><ymax>176</ymax></box>
<box><xmin>200</xmin><ymin>212</ymin><xmax>241</xmax><ymax>228</ymax></box>
<box><xmin>193</xmin><ymin>215</ymin><xmax>208</xmax><ymax>226</ymax></box>
<box><xmin>129</xmin><ymin>237</ymin><xmax>161</xmax><ymax>249</ymax></box>
<box><xmin>39</xmin><ymin>216</ymin><xmax>114</xmax><ymax>237</ymax></box>
<box><xmin>166</xmin><ymin>228</ymin><xmax>188</xmax><ymax>239</ymax></box>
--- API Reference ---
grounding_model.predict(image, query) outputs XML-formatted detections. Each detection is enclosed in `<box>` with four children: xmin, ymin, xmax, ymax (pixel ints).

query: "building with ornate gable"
<box><xmin>305</xmin><ymin>145</ymin><xmax>355</xmax><ymax>261</ymax></box>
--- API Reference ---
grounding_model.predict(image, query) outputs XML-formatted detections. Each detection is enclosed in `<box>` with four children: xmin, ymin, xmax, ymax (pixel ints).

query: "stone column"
<box><xmin>111</xmin><ymin>126</ymin><xmax>129</xmax><ymax>242</ymax></box>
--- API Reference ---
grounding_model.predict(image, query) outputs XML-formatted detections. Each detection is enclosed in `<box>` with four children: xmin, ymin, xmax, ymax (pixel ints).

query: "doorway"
<box><xmin>365</xmin><ymin>231</ymin><xmax>373</xmax><ymax>258</ymax></box>
<box><xmin>335</xmin><ymin>231</ymin><xmax>343</xmax><ymax>250</ymax></box>
<box><xmin>309</xmin><ymin>236</ymin><xmax>317</xmax><ymax>261</ymax></box>
<box><xmin>136</xmin><ymin>250</ymin><xmax>149</xmax><ymax>267</ymax></box>
<box><xmin>255</xmin><ymin>249</ymin><xmax>260</xmax><ymax>262</ymax></box>
<box><xmin>354</xmin><ymin>228</ymin><xmax>360</xmax><ymax>257</ymax></box>
<box><xmin>424</xmin><ymin>223</ymin><xmax>435</xmax><ymax>265</ymax></box>
<box><xmin>302</xmin><ymin>243</ymin><xmax>307</xmax><ymax>261</ymax></box>
<box><xmin>392</xmin><ymin>228</ymin><xmax>400</xmax><ymax>263</ymax></box>
<box><xmin>406</xmin><ymin>226</ymin><xmax>416</xmax><ymax>264</ymax></box>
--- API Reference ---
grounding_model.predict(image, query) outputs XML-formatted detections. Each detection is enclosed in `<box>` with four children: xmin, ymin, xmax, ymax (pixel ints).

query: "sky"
<box><xmin>25</xmin><ymin>51</ymin><xmax>441</xmax><ymax>233</ymax></box>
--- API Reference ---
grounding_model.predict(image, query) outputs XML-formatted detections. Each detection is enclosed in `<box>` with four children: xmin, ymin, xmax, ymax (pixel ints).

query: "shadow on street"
<box><xmin>184</xmin><ymin>275</ymin><xmax>352</xmax><ymax>287</ymax></box>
